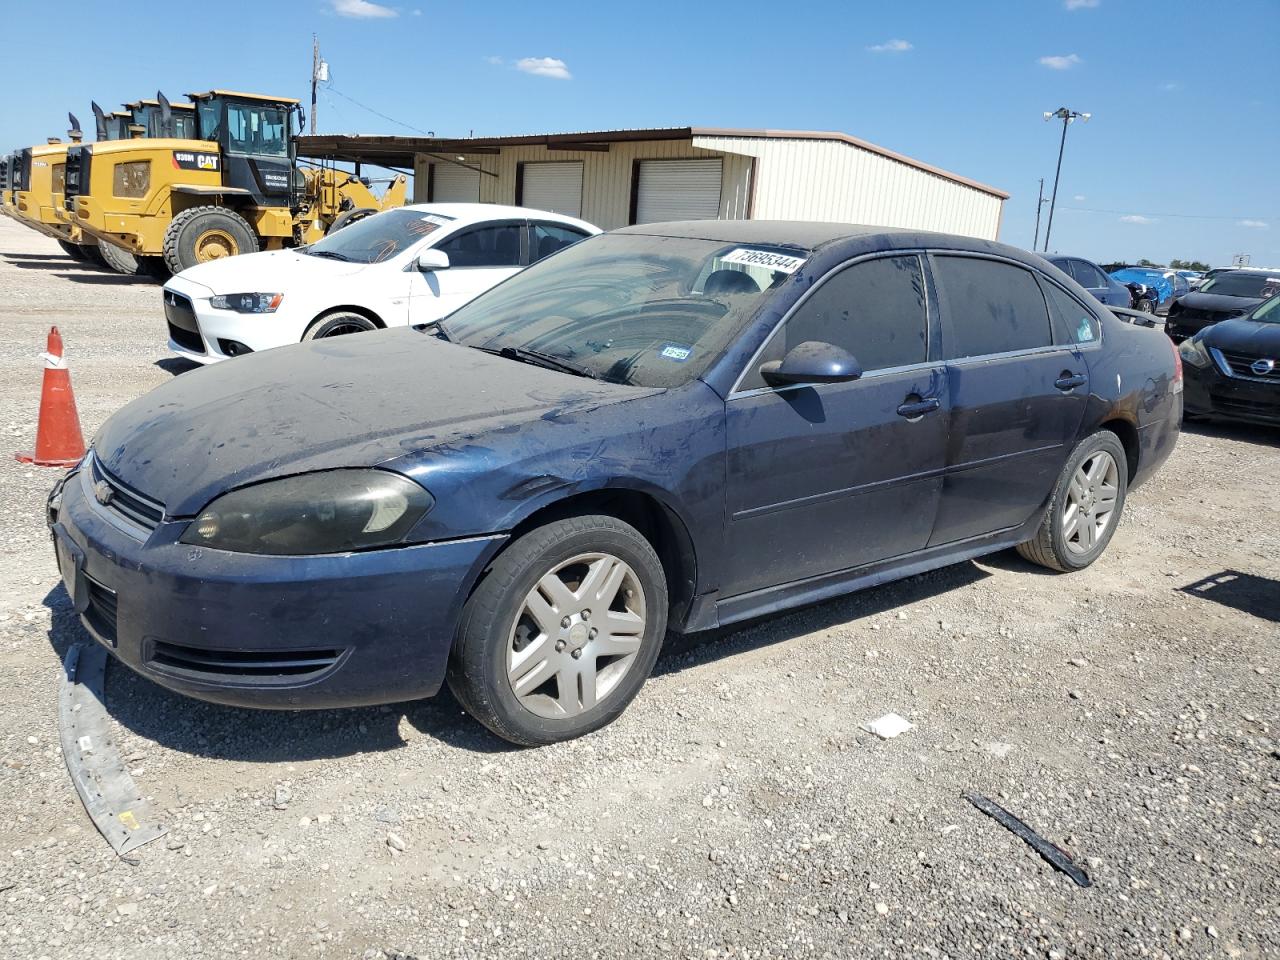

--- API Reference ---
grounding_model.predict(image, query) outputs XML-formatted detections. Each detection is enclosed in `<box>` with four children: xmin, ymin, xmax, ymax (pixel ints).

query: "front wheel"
<box><xmin>98</xmin><ymin>240</ymin><xmax>145</xmax><ymax>276</ymax></box>
<box><xmin>301</xmin><ymin>310</ymin><xmax>379</xmax><ymax>340</ymax></box>
<box><xmin>448</xmin><ymin>515</ymin><xmax>668</xmax><ymax>746</ymax></box>
<box><xmin>1016</xmin><ymin>431</ymin><xmax>1129</xmax><ymax>572</ymax></box>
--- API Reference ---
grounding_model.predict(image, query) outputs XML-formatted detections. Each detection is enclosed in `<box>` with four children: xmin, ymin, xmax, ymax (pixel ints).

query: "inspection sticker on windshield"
<box><xmin>659</xmin><ymin>343</ymin><xmax>692</xmax><ymax>362</ymax></box>
<box><xmin>420</xmin><ymin>213</ymin><xmax>455</xmax><ymax>225</ymax></box>
<box><xmin>720</xmin><ymin>248</ymin><xmax>807</xmax><ymax>274</ymax></box>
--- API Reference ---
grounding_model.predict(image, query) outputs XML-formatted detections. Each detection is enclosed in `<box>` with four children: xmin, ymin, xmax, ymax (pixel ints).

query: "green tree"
<box><xmin>1137</xmin><ymin>258</ymin><xmax>1160</xmax><ymax>267</ymax></box>
<box><xmin>1169</xmin><ymin>258</ymin><xmax>1210</xmax><ymax>272</ymax></box>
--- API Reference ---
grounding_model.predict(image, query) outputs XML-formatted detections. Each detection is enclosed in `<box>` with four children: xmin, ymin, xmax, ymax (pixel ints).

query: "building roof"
<box><xmin>297</xmin><ymin>126</ymin><xmax>1009</xmax><ymax>199</ymax></box>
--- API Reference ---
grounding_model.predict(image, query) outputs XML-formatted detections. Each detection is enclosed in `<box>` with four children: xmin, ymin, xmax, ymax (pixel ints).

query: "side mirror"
<box><xmin>759</xmin><ymin>340</ymin><xmax>862</xmax><ymax>386</ymax></box>
<box><xmin>416</xmin><ymin>248</ymin><xmax>451</xmax><ymax>272</ymax></box>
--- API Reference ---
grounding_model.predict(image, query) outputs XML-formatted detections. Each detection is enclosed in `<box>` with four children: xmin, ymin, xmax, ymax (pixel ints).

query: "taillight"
<box><xmin>1170</xmin><ymin>336</ymin><xmax>1183</xmax><ymax>393</ymax></box>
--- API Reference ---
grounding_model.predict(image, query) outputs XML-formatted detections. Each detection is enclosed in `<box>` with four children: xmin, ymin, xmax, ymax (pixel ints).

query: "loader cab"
<box><xmin>106</xmin><ymin>112</ymin><xmax>131</xmax><ymax>140</ymax></box>
<box><xmin>125</xmin><ymin>99</ymin><xmax>198</xmax><ymax>139</ymax></box>
<box><xmin>189</xmin><ymin>90</ymin><xmax>301</xmax><ymax>207</ymax></box>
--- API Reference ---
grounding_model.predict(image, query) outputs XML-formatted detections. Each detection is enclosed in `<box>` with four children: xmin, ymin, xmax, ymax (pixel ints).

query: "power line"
<box><xmin>1060</xmin><ymin>205</ymin><xmax>1274</xmax><ymax>222</ymax></box>
<box><xmin>322</xmin><ymin>84</ymin><xmax>434</xmax><ymax>137</ymax></box>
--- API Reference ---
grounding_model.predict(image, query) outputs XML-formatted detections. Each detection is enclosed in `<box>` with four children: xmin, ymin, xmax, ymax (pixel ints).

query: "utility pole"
<box><xmin>310</xmin><ymin>35</ymin><xmax>320</xmax><ymax>135</ymax></box>
<box><xmin>1033</xmin><ymin>178</ymin><xmax>1046</xmax><ymax>251</ymax></box>
<box><xmin>1042</xmin><ymin>107</ymin><xmax>1090</xmax><ymax>252</ymax></box>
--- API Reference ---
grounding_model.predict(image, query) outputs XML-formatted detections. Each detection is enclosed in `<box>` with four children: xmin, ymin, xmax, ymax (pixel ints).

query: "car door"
<box><xmin>407</xmin><ymin>220</ymin><xmax>527</xmax><ymax>324</ymax></box>
<box><xmin>722</xmin><ymin>253</ymin><xmax>949</xmax><ymax>597</ymax></box>
<box><xmin>928</xmin><ymin>253</ymin><xmax>1090</xmax><ymax>545</ymax></box>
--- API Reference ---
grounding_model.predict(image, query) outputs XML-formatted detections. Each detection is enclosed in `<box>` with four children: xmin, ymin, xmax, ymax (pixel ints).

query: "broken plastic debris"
<box><xmin>863</xmin><ymin>713</ymin><xmax>913</xmax><ymax>739</ymax></box>
<box><xmin>963</xmin><ymin>791</ymin><xmax>1091</xmax><ymax>888</ymax></box>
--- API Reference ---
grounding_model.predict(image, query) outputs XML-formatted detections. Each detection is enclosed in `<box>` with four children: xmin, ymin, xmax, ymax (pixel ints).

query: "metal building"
<box><xmin>299</xmin><ymin>126</ymin><xmax>1008</xmax><ymax>240</ymax></box>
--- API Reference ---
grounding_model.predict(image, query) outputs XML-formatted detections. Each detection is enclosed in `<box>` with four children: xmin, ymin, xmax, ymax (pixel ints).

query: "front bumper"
<box><xmin>1183</xmin><ymin>356</ymin><xmax>1280</xmax><ymax>426</ymax></box>
<box><xmin>50</xmin><ymin>461</ymin><xmax>505</xmax><ymax>709</ymax></box>
<box><xmin>163</xmin><ymin>275</ymin><xmax>302</xmax><ymax>364</ymax></box>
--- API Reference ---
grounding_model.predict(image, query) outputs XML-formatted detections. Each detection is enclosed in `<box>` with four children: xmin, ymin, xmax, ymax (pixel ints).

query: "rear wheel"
<box><xmin>327</xmin><ymin>207</ymin><xmax>377</xmax><ymax>233</ymax></box>
<box><xmin>301</xmin><ymin>310</ymin><xmax>379</xmax><ymax>340</ymax></box>
<box><xmin>448</xmin><ymin>515</ymin><xmax>668</xmax><ymax>746</ymax></box>
<box><xmin>97</xmin><ymin>240</ymin><xmax>145</xmax><ymax>276</ymax></box>
<box><xmin>1016</xmin><ymin>431</ymin><xmax>1128</xmax><ymax>572</ymax></box>
<box><xmin>163</xmin><ymin>206</ymin><xmax>259</xmax><ymax>275</ymax></box>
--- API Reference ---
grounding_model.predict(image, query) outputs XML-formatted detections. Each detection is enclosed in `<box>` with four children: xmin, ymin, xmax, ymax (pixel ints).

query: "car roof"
<box><xmin>398</xmin><ymin>202</ymin><xmax>599</xmax><ymax>233</ymax></box>
<box><xmin>612</xmin><ymin>220</ymin><xmax>1045</xmax><ymax>264</ymax></box>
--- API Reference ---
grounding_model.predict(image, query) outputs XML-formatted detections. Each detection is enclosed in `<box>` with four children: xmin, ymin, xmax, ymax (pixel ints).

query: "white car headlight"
<box><xmin>209</xmin><ymin>293</ymin><xmax>284</xmax><ymax>313</ymax></box>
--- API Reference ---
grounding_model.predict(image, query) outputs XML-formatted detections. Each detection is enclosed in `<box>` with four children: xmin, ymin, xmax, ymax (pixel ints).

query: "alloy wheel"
<box><xmin>506</xmin><ymin>552</ymin><xmax>646</xmax><ymax>719</ymax></box>
<box><xmin>1062</xmin><ymin>451</ymin><xmax>1120</xmax><ymax>555</ymax></box>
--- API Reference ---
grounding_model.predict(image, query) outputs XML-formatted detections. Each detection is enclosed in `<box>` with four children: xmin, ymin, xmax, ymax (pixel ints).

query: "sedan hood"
<box><xmin>169</xmin><ymin>247</ymin><xmax>365</xmax><ymax>294</ymax></box>
<box><xmin>1202</xmin><ymin>318</ymin><xmax>1280</xmax><ymax>354</ymax></box>
<box><xmin>1175</xmin><ymin>291</ymin><xmax>1262</xmax><ymax>315</ymax></box>
<box><xmin>93</xmin><ymin>329</ymin><xmax>653</xmax><ymax>516</ymax></box>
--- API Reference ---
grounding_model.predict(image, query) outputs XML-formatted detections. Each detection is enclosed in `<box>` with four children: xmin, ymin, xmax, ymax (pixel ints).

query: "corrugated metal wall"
<box><xmin>413</xmin><ymin>140</ymin><xmax>753</xmax><ymax>230</ymax></box>
<box><xmin>693</xmin><ymin>135</ymin><xmax>1003</xmax><ymax>240</ymax></box>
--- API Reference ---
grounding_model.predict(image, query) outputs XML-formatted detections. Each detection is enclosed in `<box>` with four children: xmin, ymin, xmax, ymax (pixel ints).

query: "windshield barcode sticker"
<box><xmin>720</xmin><ymin>248</ymin><xmax>806</xmax><ymax>274</ymax></box>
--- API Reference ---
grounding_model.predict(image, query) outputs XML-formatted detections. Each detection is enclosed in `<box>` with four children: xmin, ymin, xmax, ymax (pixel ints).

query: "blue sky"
<box><xmin>7</xmin><ymin>0</ymin><xmax>1277</xmax><ymax>267</ymax></box>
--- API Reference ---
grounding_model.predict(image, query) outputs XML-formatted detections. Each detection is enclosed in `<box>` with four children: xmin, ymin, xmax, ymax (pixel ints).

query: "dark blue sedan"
<box><xmin>48</xmin><ymin>222</ymin><xmax>1182</xmax><ymax>745</ymax></box>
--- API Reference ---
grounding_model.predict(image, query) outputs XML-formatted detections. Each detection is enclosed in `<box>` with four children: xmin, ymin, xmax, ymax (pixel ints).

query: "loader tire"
<box><xmin>98</xmin><ymin>241</ymin><xmax>145</xmax><ymax>277</ymax></box>
<box><xmin>57</xmin><ymin>240</ymin><xmax>89</xmax><ymax>262</ymax></box>
<box><xmin>163</xmin><ymin>206</ymin><xmax>259</xmax><ymax>275</ymax></box>
<box><xmin>82</xmin><ymin>244</ymin><xmax>109</xmax><ymax>268</ymax></box>
<box><xmin>327</xmin><ymin>207</ymin><xmax>377</xmax><ymax>234</ymax></box>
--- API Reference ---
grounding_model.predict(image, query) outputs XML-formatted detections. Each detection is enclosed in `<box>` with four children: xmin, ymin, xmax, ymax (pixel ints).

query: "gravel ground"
<box><xmin>0</xmin><ymin>215</ymin><xmax>1276</xmax><ymax>960</ymax></box>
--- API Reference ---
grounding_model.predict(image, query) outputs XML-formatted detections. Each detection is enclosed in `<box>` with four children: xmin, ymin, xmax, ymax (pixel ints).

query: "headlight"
<box><xmin>179</xmin><ymin>470</ymin><xmax>433</xmax><ymax>555</ymax></box>
<box><xmin>209</xmin><ymin>292</ymin><xmax>284</xmax><ymax>313</ymax></box>
<box><xmin>1178</xmin><ymin>337</ymin><xmax>1211</xmax><ymax>368</ymax></box>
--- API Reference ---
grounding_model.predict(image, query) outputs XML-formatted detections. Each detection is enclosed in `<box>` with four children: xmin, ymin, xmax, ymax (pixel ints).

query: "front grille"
<box><xmin>164</xmin><ymin>290</ymin><xmax>205</xmax><ymax>354</ymax></box>
<box><xmin>63</xmin><ymin>145</ymin><xmax>85</xmax><ymax>211</ymax></box>
<box><xmin>148</xmin><ymin>641</ymin><xmax>344</xmax><ymax>682</ymax></box>
<box><xmin>1214</xmin><ymin>348</ymin><xmax>1280</xmax><ymax>382</ymax></box>
<box><xmin>89</xmin><ymin>453</ymin><xmax>164</xmax><ymax>533</ymax></box>
<box><xmin>83</xmin><ymin>574</ymin><xmax>118</xmax><ymax>646</ymax></box>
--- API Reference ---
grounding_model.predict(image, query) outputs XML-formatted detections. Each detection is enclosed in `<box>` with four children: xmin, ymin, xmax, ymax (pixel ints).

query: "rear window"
<box><xmin>934</xmin><ymin>256</ymin><xmax>1053</xmax><ymax>358</ymax></box>
<box><xmin>1198</xmin><ymin>272</ymin><xmax>1280</xmax><ymax>299</ymax></box>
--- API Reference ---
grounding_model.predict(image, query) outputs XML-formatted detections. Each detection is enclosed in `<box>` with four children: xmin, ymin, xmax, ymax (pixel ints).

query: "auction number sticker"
<box><xmin>659</xmin><ymin>343</ymin><xmax>693</xmax><ymax>362</ymax></box>
<box><xmin>720</xmin><ymin>248</ymin><xmax>806</xmax><ymax>274</ymax></box>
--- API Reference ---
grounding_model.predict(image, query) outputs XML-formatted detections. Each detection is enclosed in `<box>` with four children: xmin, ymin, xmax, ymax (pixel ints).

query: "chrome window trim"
<box><xmin>727</xmin><ymin>249</ymin><xmax>932</xmax><ymax>400</ymax></box>
<box><xmin>1210</xmin><ymin>346</ymin><xmax>1280</xmax><ymax>383</ymax></box>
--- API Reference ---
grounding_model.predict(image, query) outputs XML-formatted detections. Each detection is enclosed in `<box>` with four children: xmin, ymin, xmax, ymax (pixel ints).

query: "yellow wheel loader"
<box><xmin>67</xmin><ymin>90</ymin><xmax>407</xmax><ymax>276</ymax></box>
<box><xmin>8</xmin><ymin>115</ymin><xmax>105</xmax><ymax>263</ymax></box>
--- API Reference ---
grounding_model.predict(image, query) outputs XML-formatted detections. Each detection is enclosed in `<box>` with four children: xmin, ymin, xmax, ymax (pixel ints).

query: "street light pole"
<box><xmin>1042</xmin><ymin>107</ymin><xmax>1090</xmax><ymax>253</ymax></box>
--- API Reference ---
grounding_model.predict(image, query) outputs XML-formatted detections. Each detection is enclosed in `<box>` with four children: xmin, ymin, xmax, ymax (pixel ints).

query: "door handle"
<box><xmin>1055</xmin><ymin>372</ymin><xmax>1087</xmax><ymax>391</ymax></box>
<box><xmin>896</xmin><ymin>396</ymin><xmax>941</xmax><ymax>419</ymax></box>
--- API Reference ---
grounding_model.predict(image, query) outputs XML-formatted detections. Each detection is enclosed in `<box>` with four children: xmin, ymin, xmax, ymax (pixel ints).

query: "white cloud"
<box><xmin>868</xmin><ymin>39</ymin><xmax>913</xmax><ymax>53</ymax></box>
<box><xmin>1073</xmin><ymin>195</ymin><xmax>1086</xmax><ymax>201</ymax></box>
<box><xmin>1238</xmin><ymin>219</ymin><xmax>1270</xmax><ymax>229</ymax></box>
<box><xmin>484</xmin><ymin>55</ymin><xmax>504</xmax><ymax>65</ymax></box>
<box><xmin>1120</xmin><ymin>215</ymin><xmax>1156</xmax><ymax>225</ymax></box>
<box><xmin>331</xmin><ymin>0</ymin><xmax>397</xmax><ymax>17</ymax></box>
<box><xmin>1161</xmin><ymin>81</ymin><xmax>1181</xmax><ymax>92</ymax></box>
<box><xmin>1039</xmin><ymin>53</ymin><xmax>1082</xmax><ymax>70</ymax></box>
<box><xmin>411</xmin><ymin>7</ymin><xmax>421</xmax><ymax>13</ymax></box>
<box><xmin>515</xmin><ymin>57</ymin><xmax>572</xmax><ymax>80</ymax></box>
<box><xmin>1065</xmin><ymin>0</ymin><xmax>1100</xmax><ymax>9</ymax></box>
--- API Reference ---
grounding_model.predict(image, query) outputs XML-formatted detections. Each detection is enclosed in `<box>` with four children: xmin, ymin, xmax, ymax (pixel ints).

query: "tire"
<box><xmin>97</xmin><ymin>240</ymin><xmax>145</xmax><ymax>276</ymax></box>
<box><xmin>162</xmin><ymin>205</ymin><xmax>258</xmax><ymax>275</ymax></box>
<box><xmin>1138</xmin><ymin>299</ymin><xmax>1155</xmax><ymax>314</ymax></box>
<box><xmin>82</xmin><ymin>244</ymin><xmax>108</xmax><ymax>268</ymax></box>
<box><xmin>327</xmin><ymin>207</ymin><xmax>377</xmax><ymax>234</ymax></box>
<box><xmin>301</xmin><ymin>310</ymin><xmax>380</xmax><ymax>340</ymax></box>
<box><xmin>1016</xmin><ymin>430</ymin><xmax>1129</xmax><ymax>573</ymax></box>
<box><xmin>57</xmin><ymin>239</ymin><xmax>89</xmax><ymax>262</ymax></box>
<box><xmin>448</xmin><ymin>515</ymin><xmax>668</xmax><ymax>746</ymax></box>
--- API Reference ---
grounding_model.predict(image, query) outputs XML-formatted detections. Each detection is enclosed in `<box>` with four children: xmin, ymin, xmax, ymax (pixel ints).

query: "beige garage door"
<box><xmin>635</xmin><ymin>159</ymin><xmax>722</xmax><ymax>224</ymax></box>
<box><xmin>432</xmin><ymin>162</ymin><xmax>480</xmax><ymax>202</ymax></box>
<box><xmin>520</xmin><ymin>162</ymin><xmax>583</xmax><ymax>218</ymax></box>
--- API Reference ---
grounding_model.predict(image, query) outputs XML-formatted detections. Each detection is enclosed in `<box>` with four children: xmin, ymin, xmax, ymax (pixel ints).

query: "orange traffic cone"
<box><xmin>16</xmin><ymin>326</ymin><xmax>86</xmax><ymax>468</ymax></box>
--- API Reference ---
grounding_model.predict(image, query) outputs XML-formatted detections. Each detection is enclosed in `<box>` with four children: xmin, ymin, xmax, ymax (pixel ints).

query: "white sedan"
<box><xmin>161</xmin><ymin>203</ymin><xmax>600</xmax><ymax>364</ymax></box>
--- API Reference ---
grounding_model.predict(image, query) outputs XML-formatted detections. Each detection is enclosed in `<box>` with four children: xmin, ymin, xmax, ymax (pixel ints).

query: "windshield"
<box><xmin>1198</xmin><ymin>272</ymin><xmax>1280</xmax><ymax>299</ymax></box>
<box><xmin>1247</xmin><ymin>293</ymin><xmax>1280</xmax><ymax>323</ymax></box>
<box><xmin>442</xmin><ymin>233</ymin><xmax>802</xmax><ymax>388</ymax></box>
<box><xmin>305</xmin><ymin>209</ymin><xmax>454</xmax><ymax>264</ymax></box>
<box><xmin>226</xmin><ymin>102</ymin><xmax>289</xmax><ymax>158</ymax></box>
